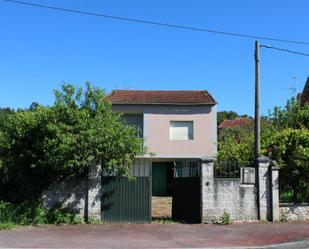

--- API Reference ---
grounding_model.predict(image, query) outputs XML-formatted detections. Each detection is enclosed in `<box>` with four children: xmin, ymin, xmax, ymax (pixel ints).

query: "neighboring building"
<box><xmin>218</xmin><ymin>117</ymin><xmax>252</xmax><ymax>130</ymax></box>
<box><xmin>300</xmin><ymin>77</ymin><xmax>309</xmax><ymax>105</ymax></box>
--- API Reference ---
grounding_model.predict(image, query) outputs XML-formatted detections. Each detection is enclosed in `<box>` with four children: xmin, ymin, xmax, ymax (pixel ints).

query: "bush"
<box><xmin>46</xmin><ymin>203</ymin><xmax>74</xmax><ymax>224</ymax></box>
<box><xmin>0</xmin><ymin>201</ymin><xmax>76</xmax><ymax>229</ymax></box>
<box><xmin>0</xmin><ymin>83</ymin><xmax>144</xmax><ymax>203</ymax></box>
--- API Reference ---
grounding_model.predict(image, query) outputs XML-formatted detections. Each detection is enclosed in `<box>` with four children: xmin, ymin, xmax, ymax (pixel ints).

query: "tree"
<box><xmin>0</xmin><ymin>83</ymin><xmax>144</xmax><ymax>203</ymax></box>
<box><xmin>217</xmin><ymin>111</ymin><xmax>238</xmax><ymax>126</ymax></box>
<box><xmin>0</xmin><ymin>108</ymin><xmax>14</xmax><ymax>130</ymax></box>
<box><xmin>268</xmin><ymin>97</ymin><xmax>309</xmax><ymax>129</ymax></box>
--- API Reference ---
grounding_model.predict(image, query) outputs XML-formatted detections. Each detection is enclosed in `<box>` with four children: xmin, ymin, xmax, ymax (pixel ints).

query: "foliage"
<box><xmin>0</xmin><ymin>108</ymin><xmax>14</xmax><ymax>130</ymax></box>
<box><xmin>217</xmin><ymin>98</ymin><xmax>309</xmax><ymax>165</ymax></box>
<box><xmin>46</xmin><ymin>203</ymin><xmax>73</xmax><ymax>224</ymax></box>
<box><xmin>217</xmin><ymin>128</ymin><xmax>254</xmax><ymax>166</ymax></box>
<box><xmin>217</xmin><ymin>111</ymin><xmax>251</xmax><ymax>126</ymax></box>
<box><xmin>0</xmin><ymin>83</ymin><xmax>144</xmax><ymax>203</ymax></box>
<box><xmin>264</xmin><ymin>128</ymin><xmax>309</xmax><ymax>202</ymax></box>
<box><xmin>268</xmin><ymin>98</ymin><xmax>309</xmax><ymax>129</ymax></box>
<box><xmin>219</xmin><ymin>210</ymin><xmax>232</xmax><ymax>225</ymax></box>
<box><xmin>0</xmin><ymin>200</ymin><xmax>76</xmax><ymax>229</ymax></box>
<box><xmin>217</xmin><ymin>111</ymin><xmax>238</xmax><ymax>126</ymax></box>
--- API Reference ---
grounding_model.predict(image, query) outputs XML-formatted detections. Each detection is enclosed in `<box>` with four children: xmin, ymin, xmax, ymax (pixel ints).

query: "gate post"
<box><xmin>87</xmin><ymin>160</ymin><xmax>102</xmax><ymax>222</ymax></box>
<box><xmin>270</xmin><ymin>162</ymin><xmax>280</xmax><ymax>222</ymax></box>
<box><xmin>257</xmin><ymin>156</ymin><xmax>271</xmax><ymax>221</ymax></box>
<box><xmin>201</xmin><ymin>156</ymin><xmax>216</xmax><ymax>223</ymax></box>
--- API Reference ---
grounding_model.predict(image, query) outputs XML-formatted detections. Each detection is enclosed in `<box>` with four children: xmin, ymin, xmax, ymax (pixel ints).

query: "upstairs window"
<box><xmin>169</xmin><ymin>121</ymin><xmax>193</xmax><ymax>140</ymax></box>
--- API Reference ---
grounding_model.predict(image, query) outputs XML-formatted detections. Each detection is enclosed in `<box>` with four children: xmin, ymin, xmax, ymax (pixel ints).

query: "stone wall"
<box><xmin>41</xmin><ymin>180</ymin><xmax>86</xmax><ymax>217</ymax></box>
<box><xmin>201</xmin><ymin>157</ymin><xmax>257</xmax><ymax>222</ymax></box>
<box><xmin>280</xmin><ymin>204</ymin><xmax>309</xmax><ymax>221</ymax></box>
<box><xmin>41</xmin><ymin>161</ymin><xmax>102</xmax><ymax>221</ymax></box>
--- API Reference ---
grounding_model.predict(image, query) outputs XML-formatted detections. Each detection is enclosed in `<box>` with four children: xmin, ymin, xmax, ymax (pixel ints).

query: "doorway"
<box><xmin>152</xmin><ymin>162</ymin><xmax>174</xmax><ymax>220</ymax></box>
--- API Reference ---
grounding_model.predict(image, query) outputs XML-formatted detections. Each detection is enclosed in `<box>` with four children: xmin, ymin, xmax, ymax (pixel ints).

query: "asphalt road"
<box><xmin>0</xmin><ymin>222</ymin><xmax>308</xmax><ymax>248</ymax></box>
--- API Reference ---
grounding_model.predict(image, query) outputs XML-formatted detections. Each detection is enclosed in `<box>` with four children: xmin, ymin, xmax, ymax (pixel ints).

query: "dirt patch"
<box><xmin>152</xmin><ymin>196</ymin><xmax>172</xmax><ymax>219</ymax></box>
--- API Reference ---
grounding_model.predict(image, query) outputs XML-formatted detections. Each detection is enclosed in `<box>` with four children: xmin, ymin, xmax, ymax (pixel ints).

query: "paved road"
<box><xmin>0</xmin><ymin>223</ymin><xmax>308</xmax><ymax>248</ymax></box>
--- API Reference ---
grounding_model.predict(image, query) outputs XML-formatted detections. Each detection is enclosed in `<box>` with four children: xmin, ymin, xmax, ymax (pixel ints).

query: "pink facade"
<box><xmin>112</xmin><ymin>104</ymin><xmax>217</xmax><ymax>159</ymax></box>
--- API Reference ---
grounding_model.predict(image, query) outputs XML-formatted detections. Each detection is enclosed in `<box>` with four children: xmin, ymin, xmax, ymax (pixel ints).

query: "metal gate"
<box><xmin>172</xmin><ymin>161</ymin><xmax>201</xmax><ymax>223</ymax></box>
<box><xmin>101</xmin><ymin>158</ymin><xmax>151</xmax><ymax>223</ymax></box>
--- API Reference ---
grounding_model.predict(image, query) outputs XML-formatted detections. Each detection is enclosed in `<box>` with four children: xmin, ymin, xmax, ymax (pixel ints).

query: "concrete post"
<box><xmin>201</xmin><ymin>156</ymin><xmax>216</xmax><ymax>223</ymax></box>
<box><xmin>87</xmin><ymin>160</ymin><xmax>102</xmax><ymax>221</ymax></box>
<box><xmin>271</xmin><ymin>162</ymin><xmax>280</xmax><ymax>222</ymax></box>
<box><xmin>257</xmin><ymin>156</ymin><xmax>270</xmax><ymax>221</ymax></box>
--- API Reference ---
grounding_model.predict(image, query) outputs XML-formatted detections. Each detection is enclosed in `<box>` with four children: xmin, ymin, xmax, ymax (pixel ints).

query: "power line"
<box><xmin>260</xmin><ymin>45</ymin><xmax>309</xmax><ymax>57</ymax></box>
<box><xmin>3</xmin><ymin>0</ymin><xmax>309</xmax><ymax>46</ymax></box>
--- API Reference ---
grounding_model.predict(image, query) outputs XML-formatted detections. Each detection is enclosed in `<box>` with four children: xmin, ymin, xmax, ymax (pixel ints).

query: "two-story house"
<box><xmin>106</xmin><ymin>90</ymin><xmax>217</xmax><ymax>222</ymax></box>
<box><xmin>110</xmin><ymin>90</ymin><xmax>217</xmax><ymax>158</ymax></box>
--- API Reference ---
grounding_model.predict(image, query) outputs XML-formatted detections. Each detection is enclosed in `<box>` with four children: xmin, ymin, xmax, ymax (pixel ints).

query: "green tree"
<box><xmin>268</xmin><ymin>97</ymin><xmax>309</xmax><ymax>129</ymax></box>
<box><xmin>0</xmin><ymin>83</ymin><xmax>144</xmax><ymax>203</ymax></box>
<box><xmin>217</xmin><ymin>111</ymin><xmax>238</xmax><ymax>126</ymax></box>
<box><xmin>0</xmin><ymin>108</ymin><xmax>14</xmax><ymax>130</ymax></box>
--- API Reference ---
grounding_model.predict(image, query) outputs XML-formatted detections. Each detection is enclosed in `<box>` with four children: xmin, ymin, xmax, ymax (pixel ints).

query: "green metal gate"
<box><xmin>101</xmin><ymin>158</ymin><xmax>151</xmax><ymax>223</ymax></box>
<box><xmin>172</xmin><ymin>161</ymin><xmax>201</xmax><ymax>223</ymax></box>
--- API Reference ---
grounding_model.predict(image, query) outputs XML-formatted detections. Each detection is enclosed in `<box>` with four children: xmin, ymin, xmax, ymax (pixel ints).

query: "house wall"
<box><xmin>112</xmin><ymin>104</ymin><xmax>217</xmax><ymax>158</ymax></box>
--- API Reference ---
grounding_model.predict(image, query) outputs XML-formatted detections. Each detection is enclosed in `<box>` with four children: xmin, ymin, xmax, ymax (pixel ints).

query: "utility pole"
<box><xmin>254</xmin><ymin>41</ymin><xmax>260</xmax><ymax>162</ymax></box>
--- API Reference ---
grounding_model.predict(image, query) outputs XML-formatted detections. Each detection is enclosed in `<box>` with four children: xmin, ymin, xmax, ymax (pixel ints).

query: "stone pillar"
<box><xmin>201</xmin><ymin>156</ymin><xmax>216</xmax><ymax>223</ymax></box>
<box><xmin>257</xmin><ymin>156</ymin><xmax>270</xmax><ymax>221</ymax></box>
<box><xmin>87</xmin><ymin>160</ymin><xmax>102</xmax><ymax>221</ymax></box>
<box><xmin>271</xmin><ymin>163</ymin><xmax>280</xmax><ymax>222</ymax></box>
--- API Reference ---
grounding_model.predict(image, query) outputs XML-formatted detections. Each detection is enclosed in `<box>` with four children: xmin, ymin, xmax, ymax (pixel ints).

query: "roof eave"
<box><xmin>111</xmin><ymin>102</ymin><xmax>217</xmax><ymax>106</ymax></box>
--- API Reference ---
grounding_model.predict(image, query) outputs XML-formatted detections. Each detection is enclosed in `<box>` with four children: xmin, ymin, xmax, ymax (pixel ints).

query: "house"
<box><xmin>300</xmin><ymin>77</ymin><xmax>309</xmax><ymax>105</ymax></box>
<box><xmin>110</xmin><ymin>90</ymin><xmax>217</xmax><ymax>159</ymax></box>
<box><xmin>218</xmin><ymin>117</ymin><xmax>252</xmax><ymax>130</ymax></box>
<box><xmin>106</xmin><ymin>90</ymin><xmax>217</xmax><ymax>222</ymax></box>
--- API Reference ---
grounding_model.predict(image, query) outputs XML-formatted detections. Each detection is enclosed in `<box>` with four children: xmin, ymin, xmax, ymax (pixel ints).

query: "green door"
<box><xmin>152</xmin><ymin>162</ymin><xmax>167</xmax><ymax>196</ymax></box>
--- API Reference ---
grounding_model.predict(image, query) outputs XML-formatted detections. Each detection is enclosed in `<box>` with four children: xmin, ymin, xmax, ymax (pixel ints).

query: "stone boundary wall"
<box><xmin>41</xmin><ymin>180</ymin><xmax>86</xmax><ymax>218</ymax></box>
<box><xmin>201</xmin><ymin>157</ymin><xmax>258</xmax><ymax>222</ymax></box>
<box><xmin>41</xmin><ymin>161</ymin><xmax>102</xmax><ymax>221</ymax></box>
<box><xmin>211</xmin><ymin>179</ymin><xmax>257</xmax><ymax>221</ymax></box>
<box><xmin>280</xmin><ymin>204</ymin><xmax>309</xmax><ymax>221</ymax></box>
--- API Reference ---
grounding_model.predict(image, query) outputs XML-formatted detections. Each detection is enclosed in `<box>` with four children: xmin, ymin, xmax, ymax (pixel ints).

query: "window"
<box><xmin>170</xmin><ymin>121</ymin><xmax>193</xmax><ymax>140</ymax></box>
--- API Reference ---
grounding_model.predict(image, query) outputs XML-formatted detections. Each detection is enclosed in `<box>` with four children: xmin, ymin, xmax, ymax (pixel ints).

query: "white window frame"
<box><xmin>169</xmin><ymin>121</ymin><xmax>194</xmax><ymax>140</ymax></box>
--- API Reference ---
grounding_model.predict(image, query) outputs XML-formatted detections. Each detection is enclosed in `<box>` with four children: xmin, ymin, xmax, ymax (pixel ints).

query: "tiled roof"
<box><xmin>109</xmin><ymin>90</ymin><xmax>216</xmax><ymax>105</ymax></box>
<box><xmin>219</xmin><ymin>117</ymin><xmax>252</xmax><ymax>129</ymax></box>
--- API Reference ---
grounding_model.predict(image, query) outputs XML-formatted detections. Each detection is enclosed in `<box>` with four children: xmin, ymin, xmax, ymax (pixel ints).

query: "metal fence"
<box><xmin>279</xmin><ymin>159</ymin><xmax>309</xmax><ymax>204</ymax></box>
<box><xmin>214</xmin><ymin>161</ymin><xmax>242</xmax><ymax>178</ymax></box>
<box><xmin>279</xmin><ymin>185</ymin><xmax>309</xmax><ymax>203</ymax></box>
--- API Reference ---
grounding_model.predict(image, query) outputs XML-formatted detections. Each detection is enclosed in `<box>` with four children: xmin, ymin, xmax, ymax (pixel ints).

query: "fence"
<box><xmin>279</xmin><ymin>159</ymin><xmax>309</xmax><ymax>204</ymax></box>
<box><xmin>279</xmin><ymin>184</ymin><xmax>309</xmax><ymax>203</ymax></box>
<box><xmin>214</xmin><ymin>161</ymin><xmax>242</xmax><ymax>178</ymax></box>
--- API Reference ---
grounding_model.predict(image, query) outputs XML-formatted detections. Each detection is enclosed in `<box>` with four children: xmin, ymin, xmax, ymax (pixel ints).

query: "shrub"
<box><xmin>46</xmin><ymin>203</ymin><xmax>74</xmax><ymax>224</ymax></box>
<box><xmin>219</xmin><ymin>211</ymin><xmax>232</xmax><ymax>225</ymax></box>
<box><xmin>0</xmin><ymin>201</ymin><xmax>75</xmax><ymax>229</ymax></box>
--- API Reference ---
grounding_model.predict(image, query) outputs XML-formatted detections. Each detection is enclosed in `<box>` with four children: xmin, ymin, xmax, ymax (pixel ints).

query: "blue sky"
<box><xmin>0</xmin><ymin>0</ymin><xmax>308</xmax><ymax>115</ymax></box>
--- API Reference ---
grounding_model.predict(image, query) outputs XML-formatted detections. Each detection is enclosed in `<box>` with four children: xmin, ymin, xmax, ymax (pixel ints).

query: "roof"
<box><xmin>109</xmin><ymin>90</ymin><xmax>216</xmax><ymax>105</ymax></box>
<box><xmin>300</xmin><ymin>77</ymin><xmax>309</xmax><ymax>105</ymax></box>
<box><xmin>219</xmin><ymin>117</ymin><xmax>252</xmax><ymax>129</ymax></box>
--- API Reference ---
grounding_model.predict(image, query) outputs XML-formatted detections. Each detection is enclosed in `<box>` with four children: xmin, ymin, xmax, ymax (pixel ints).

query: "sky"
<box><xmin>0</xmin><ymin>0</ymin><xmax>308</xmax><ymax>115</ymax></box>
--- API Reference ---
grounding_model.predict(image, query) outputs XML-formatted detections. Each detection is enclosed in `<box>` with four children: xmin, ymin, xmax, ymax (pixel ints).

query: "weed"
<box><xmin>219</xmin><ymin>210</ymin><xmax>232</xmax><ymax>225</ymax></box>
